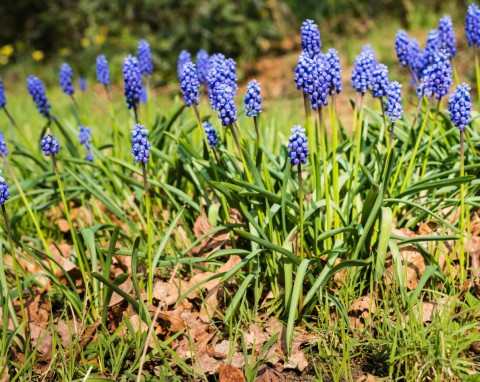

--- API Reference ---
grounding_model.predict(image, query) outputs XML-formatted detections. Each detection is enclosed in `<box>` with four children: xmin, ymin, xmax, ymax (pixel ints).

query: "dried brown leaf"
<box><xmin>108</xmin><ymin>277</ymin><xmax>133</xmax><ymax>307</ymax></box>
<box><xmin>218</xmin><ymin>364</ymin><xmax>246</xmax><ymax>382</ymax></box>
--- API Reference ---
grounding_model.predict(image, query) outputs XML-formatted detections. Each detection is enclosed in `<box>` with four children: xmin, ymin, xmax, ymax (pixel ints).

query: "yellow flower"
<box><xmin>94</xmin><ymin>34</ymin><xmax>106</xmax><ymax>46</ymax></box>
<box><xmin>81</xmin><ymin>38</ymin><xmax>90</xmax><ymax>48</ymax></box>
<box><xmin>0</xmin><ymin>45</ymin><xmax>14</xmax><ymax>57</ymax></box>
<box><xmin>59</xmin><ymin>47</ymin><xmax>72</xmax><ymax>56</ymax></box>
<box><xmin>32</xmin><ymin>50</ymin><xmax>45</xmax><ymax>61</ymax></box>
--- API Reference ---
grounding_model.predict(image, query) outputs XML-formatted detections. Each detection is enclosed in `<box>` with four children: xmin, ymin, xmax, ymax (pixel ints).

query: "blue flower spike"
<box><xmin>288</xmin><ymin>126</ymin><xmax>309</xmax><ymax>166</ymax></box>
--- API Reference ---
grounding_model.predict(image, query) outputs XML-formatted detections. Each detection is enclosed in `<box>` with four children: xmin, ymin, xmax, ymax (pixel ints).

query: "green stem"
<box><xmin>380</xmin><ymin>98</ymin><xmax>389</xmax><ymax>151</ymax></box>
<box><xmin>318</xmin><ymin>107</ymin><xmax>331</xmax><ymax>242</ymax></box>
<box><xmin>475</xmin><ymin>48</ymin><xmax>480</xmax><ymax>109</ymax></box>
<box><xmin>298</xmin><ymin>163</ymin><xmax>304</xmax><ymax>260</ymax></box>
<box><xmin>352</xmin><ymin>93</ymin><xmax>365</xmax><ymax>195</ymax></box>
<box><xmin>459</xmin><ymin>129</ymin><xmax>466</xmax><ymax>283</ymax></box>
<box><xmin>143</xmin><ymin>163</ymin><xmax>153</xmax><ymax>303</ymax></box>
<box><xmin>389</xmin><ymin>121</ymin><xmax>396</xmax><ymax>149</ymax></box>
<box><xmin>253</xmin><ymin>116</ymin><xmax>261</xmax><ymax>146</ymax></box>
<box><xmin>303</xmin><ymin>94</ymin><xmax>317</xmax><ymax>194</ymax></box>
<box><xmin>330</xmin><ymin>95</ymin><xmax>340</xmax><ymax>232</ymax></box>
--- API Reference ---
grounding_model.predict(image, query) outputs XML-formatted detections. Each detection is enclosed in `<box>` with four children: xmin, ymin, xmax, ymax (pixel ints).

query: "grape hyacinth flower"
<box><xmin>301</xmin><ymin>19</ymin><xmax>321</xmax><ymax>59</ymax></box>
<box><xmin>466</xmin><ymin>4</ymin><xmax>480</xmax><ymax>47</ymax></box>
<box><xmin>244</xmin><ymin>80</ymin><xmax>262</xmax><ymax>117</ymax></box>
<box><xmin>438</xmin><ymin>15</ymin><xmax>456</xmax><ymax>59</ymax></box>
<box><xmin>0</xmin><ymin>131</ymin><xmax>8</xmax><ymax>157</ymax></box>
<box><xmin>371</xmin><ymin>63</ymin><xmax>390</xmax><ymax>99</ymax></box>
<box><xmin>449</xmin><ymin>83</ymin><xmax>473</xmax><ymax>131</ymax></box>
<box><xmin>59</xmin><ymin>63</ymin><xmax>75</xmax><ymax>96</ymax></box>
<box><xmin>79</xmin><ymin>126</ymin><xmax>94</xmax><ymax>162</ymax></box>
<box><xmin>96</xmin><ymin>55</ymin><xmax>110</xmax><ymax>86</ymax></box>
<box><xmin>177</xmin><ymin>50</ymin><xmax>192</xmax><ymax>79</ymax></box>
<box><xmin>196</xmin><ymin>49</ymin><xmax>210</xmax><ymax>86</ymax></box>
<box><xmin>79</xmin><ymin>77</ymin><xmax>87</xmax><ymax>92</ymax></box>
<box><xmin>138</xmin><ymin>39</ymin><xmax>153</xmax><ymax>76</ymax></box>
<box><xmin>395</xmin><ymin>30</ymin><xmax>411</xmax><ymax>67</ymax></box>
<box><xmin>224</xmin><ymin>58</ymin><xmax>238</xmax><ymax>91</ymax></box>
<box><xmin>324</xmin><ymin>49</ymin><xmax>342</xmax><ymax>96</ymax></box>
<box><xmin>131</xmin><ymin>124</ymin><xmax>151</xmax><ymax>164</ymax></box>
<box><xmin>386</xmin><ymin>81</ymin><xmax>403</xmax><ymax>146</ymax></box>
<box><xmin>180</xmin><ymin>62</ymin><xmax>200</xmax><ymax>107</ymax></box>
<box><xmin>386</xmin><ymin>81</ymin><xmax>403</xmax><ymax>123</ymax></box>
<box><xmin>0</xmin><ymin>176</ymin><xmax>10</xmax><ymax>205</ymax></box>
<box><xmin>351</xmin><ymin>49</ymin><xmax>376</xmax><ymax>94</ymax></box>
<box><xmin>305</xmin><ymin>56</ymin><xmax>329</xmax><ymax>110</ymax></box>
<box><xmin>294</xmin><ymin>51</ymin><xmax>312</xmax><ymax>93</ymax></box>
<box><xmin>40</xmin><ymin>132</ymin><xmax>60</xmax><ymax>157</ymax></box>
<box><xmin>27</xmin><ymin>75</ymin><xmax>51</xmax><ymax>118</ymax></box>
<box><xmin>423</xmin><ymin>50</ymin><xmax>453</xmax><ymax>100</ymax></box>
<box><xmin>203</xmin><ymin>122</ymin><xmax>218</xmax><ymax>149</ymax></box>
<box><xmin>287</xmin><ymin>126</ymin><xmax>309</xmax><ymax>166</ymax></box>
<box><xmin>123</xmin><ymin>55</ymin><xmax>142</xmax><ymax>115</ymax></box>
<box><xmin>0</xmin><ymin>77</ymin><xmax>6</xmax><ymax>109</ymax></box>
<box><xmin>214</xmin><ymin>84</ymin><xmax>237</xmax><ymax>126</ymax></box>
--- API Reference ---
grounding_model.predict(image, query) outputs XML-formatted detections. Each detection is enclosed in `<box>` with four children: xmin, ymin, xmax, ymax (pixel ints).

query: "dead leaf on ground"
<box><xmin>355</xmin><ymin>373</ymin><xmax>379</xmax><ymax>382</ymax></box>
<box><xmin>256</xmin><ymin>365</ymin><xmax>283</xmax><ymax>382</ymax></box>
<box><xmin>219</xmin><ymin>364</ymin><xmax>246</xmax><ymax>382</ymax></box>
<box><xmin>348</xmin><ymin>295</ymin><xmax>376</xmax><ymax>330</ymax></box>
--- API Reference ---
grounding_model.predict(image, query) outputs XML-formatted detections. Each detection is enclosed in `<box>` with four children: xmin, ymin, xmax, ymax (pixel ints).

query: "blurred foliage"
<box><xmin>0</xmin><ymin>0</ymin><xmax>472</xmax><ymax>84</ymax></box>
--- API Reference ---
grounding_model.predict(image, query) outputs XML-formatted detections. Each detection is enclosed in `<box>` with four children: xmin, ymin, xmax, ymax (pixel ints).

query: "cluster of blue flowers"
<box><xmin>287</xmin><ymin>126</ymin><xmax>309</xmax><ymax>166</ymax></box>
<box><xmin>96</xmin><ymin>55</ymin><xmax>110</xmax><ymax>86</ymax></box>
<box><xmin>203</xmin><ymin>122</ymin><xmax>218</xmax><ymax>149</ymax></box>
<box><xmin>305</xmin><ymin>58</ymin><xmax>329</xmax><ymax>109</ymax></box>
<box><xmin>385</xmin><ymin>81</ymin><xmax>403</xmax><ymax>123</ymax></box>
<box><xmin>351</xmin><ymin>46</ymin><xmax>377</xmax><ymax>94</ymax></box>
<box><xmin>244</xmin><ymin>80</ymin><xmax>262</xmax><ymax>117</ymax></box>
<box><xmin>214</xmin><ymin>84</ymin><xmax>237</xmax><ymax>126</ymax></box>
<box><xmin>0</xmin><ymin>176</ymin><xmax>10</xmax><ymax>205</ymax></box>
<box><xmin>466</xmin><ymin>4</ymin><xmax>480</xmax><ymax>47</ymax></box>
<box><xmin>324</xmin><ymin>49</ymin><xmax>342</xmax><ymax>95</ymax></box>
<box><xmin>59</xmin><ymin>63</ymin><xmax>75</xmax><ymax>96</ymax></box>
<box><xmin>449</xmin><ymin>83</ymin><xmax>473</xmax><ymax>131</ymax></box>
<box><xmin>0</xmin><ymin>77</ymin><xmax>6</xmax><ymax>109</ymax></box>
<box><xmin>40</xmin><ymin>133</ymin><xmax>60</xmax><ymax>157</ymax></box>
<box><xmin>123</xmin><ymin>55</ymin><xmax>142</xmax><ymax>109</ymax></box>
<box><xmin>301</xmin><ymin>19</ymin><xmax>321</xmax><ymax>59</ymax></box>
<box><xmin>294</xmin><ymin>51</ymin><xmax>311</xmax><ymax>93</ymax></box>
<box><xmin>438</xmin><ymin>16</ymin><xmax>456</xmax><ymax>58</ymax></box>
<box><xmin>371</xmin><ymin>63</ymin><xmax>390</xmax><ymax>99</ymax></box>
<box><xmin>422</xmin><ymin>50</ymin><xmax>453</xmax><ymax>100</ymax></box>
<box><xmin>27</xmin><ymin>75</ymin><xmax>51</xmax><ymax>118</ymax></box>
<box><xmin>138</xmin><ymin>39</ymin><xmax>153</xmax><ymax>76</ymax></box>
<box><xmin>180</xmin><ymin>62</ymin><xmax>200</xmax><ymax>107</ymax></box>
<box><xmin>131</xmin><ymin>124</ymin><xmax>151</xmax><ymax>164</ymax></box>
<box><xmin>79</xmin><ymin>126</ymin><xmax>94</xmax><ymax>162</ymax></box>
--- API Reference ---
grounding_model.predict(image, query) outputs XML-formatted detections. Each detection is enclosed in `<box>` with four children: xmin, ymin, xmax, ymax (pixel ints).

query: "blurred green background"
<box><xmin>0</xmin><ymin>0</ymin><xmax>473</xmax><ymax>88</ymax></box>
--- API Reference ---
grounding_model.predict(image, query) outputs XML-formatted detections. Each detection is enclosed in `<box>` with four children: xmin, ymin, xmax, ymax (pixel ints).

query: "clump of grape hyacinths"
<box><xmin>438</xmin><ymin>15</ymin><xmax>456</xmax><ymax>58</ymax></box>
<box><xmin>59</xmin><ymin>63</ymin><xmax>75</xmax><ymax>96</ymax></box>
<box><xmin>466</xmin><ymin>4</ymin><xmax>480</xmax><ymax>47</ymax></box>
<box><xmin>27</xmin><ymin>75</ymin><xmax>51</xmax><ymax>118</ymax></box>
<box><xmin>177</xmin><ymin>50</ymin><xmax>192</xmax><ymax>79</ymax></box>
<box><xmin>40</xmin><ymin>132</ymin><xmax>60</xmax><ymax>157</ymax></box>
<box><xmin>196</xmin><ymin>49</ymin><xmax>210</xmax><ymax>86</ymax></box>
<box><xmin>386</xmin><ymin>81</ymin><xmax>403</xmax><ymax>123</ymax></box>
<box><xmin>422</xmin><ymin>30</ymin><xmax>440</xmax><ymax>70</ymax></box>
<box><xmin>214</xmin><ymin>84</ymin><xmax>237</xmax><ymax>126</ymax></box>
<box><xmin>0</xmin><ymin>77</ymin><xmax>6</xmax><ymax>109</ymax></box>
<box><xmin>244</xmin><ymin>80</ymin><xmax>262</xmax><ymax>117</ymax></box>
<box><xmin>131</xmin><ymin>124</ymin><xmax>151</xmax><ymax>164</ymax></box>
<box><xmin>203</xmin><ymin>122</ymin><xmax>218</xmax><ymax>149</ymax></box>
<box><xmin>287</xmin><ymin>126</ymin><xmax>309</xmax><ymax>166</ymax></box>
<box><xmin>371</xmin><ymin>63</ymin><xmax>389</xmax><ymax>99</ymax></box>
<box><xmin>79</xmin><ymin>126</ymin><xmax>94</xmax><ymax>162</ymax></box>
<box><xmin>301</xmin><ymin>19</ymin><xmax>321</xmax><ymax>59</ymax></box>
<box><xmin>138</xmin><ymin>39</ymin><xmax>153</xmax><ymax>77</ymax></box>
<box><xmin>123</xmin><ymin>55</ymin><xmax>142</xmax><ymax>111</ymax></box>
<box><xmin>96</xmin><ymin>55</ymin><xmax>110</xmax><ymax>86</ymax></box>
<box><xmin>0</xmin><ymin>176</ymin><xmax>10</xmax><ymax>205</ymax></box>
<box><xmin>449</xmin><ymin>83</ymin><xmax>473</xmax><ymax>131</ymax></box>
<box><xmin>351</xmin><ymin>48</ymin><xmax>376</xmax><ymax>94</ymax></box>
<box><xmin>324</xmin><ymin>49</ymin><xmax>342</xmax><ymax>96</ymax></box>
<box><xmin>423</xmin><ymin>50</ymin><xmax>453</xmax><ymax>100</ymax></box>
<box><xmin>180</xmin><ymin>62</ymin><xmax>200</xmax><ymax>107</ymax></box>
<box><xmin>0</xmin><ymin>131</ymin><xmax>8</xmax><ymax>157</ymax></box>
